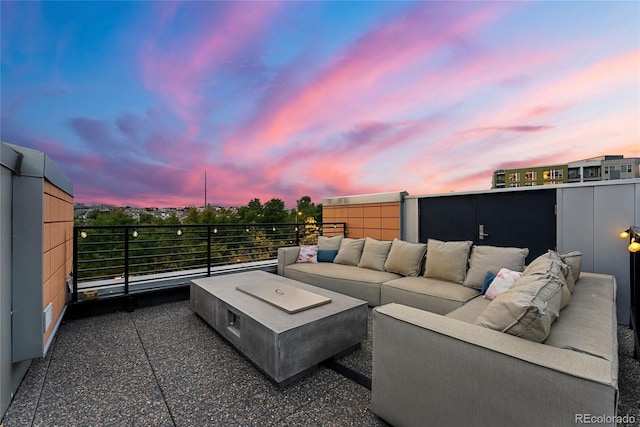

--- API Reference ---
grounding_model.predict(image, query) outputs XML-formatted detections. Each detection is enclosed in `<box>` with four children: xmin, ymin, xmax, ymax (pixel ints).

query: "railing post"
<box><xmin>295</xmin><ymin>224</ymin><xmax>300</xmax><ymax>246</ymax></box>
<box><xmin>207</xmin><ymin>226</ymin><xmax>212</xmax><ymax>277</ymax></box>
<box><xmin>124</xmin><ymin>227</ymin><xmax>130</xmax><ymax>295</ymax></box>
<box><xmin>72</xmin><ymin>227</ymin><xmax>79</xmax><ymax>303</ymax></box>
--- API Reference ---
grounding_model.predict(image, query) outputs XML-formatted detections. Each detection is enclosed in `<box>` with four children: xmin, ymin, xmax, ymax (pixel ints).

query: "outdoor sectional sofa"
<box><xmin>277</xmin><ymin>236</ymin><xmax>619</xmax><ymax>427</ymax></box>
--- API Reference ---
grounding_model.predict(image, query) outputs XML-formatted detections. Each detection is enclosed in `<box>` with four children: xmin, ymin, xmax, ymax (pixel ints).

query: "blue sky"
<box><xmin>1</xmin><ymin>1</ymin><xmax>638</xmax><ymax>207</ymax></box>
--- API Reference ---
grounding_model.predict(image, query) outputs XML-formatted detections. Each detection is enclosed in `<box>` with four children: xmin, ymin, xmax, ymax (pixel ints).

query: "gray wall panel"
<box><xmin>402</xmin><ymin>197</ymin><xmax>419</xmax><ymax>243</ymax></box>
<box><xmin>558</xmin><ymin>187</ymin><xmax>595</xmax><ymax>271</ymax></box>
<box><xmin>594</xmin><ymin>184</ymin><xmax>636</xmax><ymax>324</ymax></box>
<box><xmin>1</xmin><ymin>165</ymin><xmax>13</xmax><ymax>417</ymax></box>
<box><xmin>11</xmin><ymin>175</ymin><xmax>44</xmax><ymax>362</ymax></box>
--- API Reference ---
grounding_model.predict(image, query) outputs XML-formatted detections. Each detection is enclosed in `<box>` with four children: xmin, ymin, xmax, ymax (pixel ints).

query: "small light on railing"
<box><xmin>295</xmin><ymin>227</ymin><xmax>298</xmax><ymax>232</ymax></box>
<box><xmin>132</xmin><ymin>230</ymin><xmax>139</xmax><ymax>238</ymax></box>
<box><xmin>177</xmin><ymin>229</ymin><xmax>183</xmax><ymax>236</ymax></box>
<box><xmin>246</xmin><ymin>228</ymin><xmax>249</xmax><ymax>232</ymax></box>
<box><xmin>272</xmin><ymin>227</ymin><xmax>276</xmax><ymax>232</ymax></box>
<box><xmin>213</xmin><ymin>228</ymin><xmax>218</xmax><ymax>234</ymax></box>
<box><xmin>80</xmin><ymin>230</ymin><xmax>88</xmax><ymax>239</ymax></box>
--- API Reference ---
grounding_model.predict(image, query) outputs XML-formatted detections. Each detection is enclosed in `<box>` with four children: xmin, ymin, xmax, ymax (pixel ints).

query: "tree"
<box><xmin>238</xmin><ymin>198</ymin><xmax>263</xmax><ymax>223</ymax></box>
<box><xmin>262</xmin><ymin>198</ymin><xmax>288</xmax><ymax>223</ymax></box>
<box><xmin>184</xmin><ymin>206</ymin><xmax>200</xmax><ymax>224</ymax></box>
<box><xmin>294</xmin><ymin>195</ymin><xmax>320</xmax><ymax>222</ymax></box>
<box><xmin>200</xmin><ymin>206</ymin><xmax>217</xmax><ymax>224</ymax></box>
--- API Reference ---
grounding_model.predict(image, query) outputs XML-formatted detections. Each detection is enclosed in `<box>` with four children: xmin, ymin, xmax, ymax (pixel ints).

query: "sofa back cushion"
<box><xmin>463</xmin><ymin>245</ymin><xmax>529</xmax><ymax>290</ymax></box>
<box><xmin>383</xmin><ymin>239</ymin><xmax>427</xmax><ymax>277</ymax></box>
<box><xmin>358</xmin><ymin>237</ymin><xmax>392</xmax><ymax>271</ymax></box>
<box><xmin>318</xmin><ymin>235</ymin><xmax>344</xmax><ymax>251</ymax></box>
<box><xmin>424</xmin><ymin>239</ymin><xmax>473</xmax><ymax>284</ymax></box>
<box><xmin>333</xmin><ymin>238</ymin><xmax>366</xmax><ymax>266</ymax></box>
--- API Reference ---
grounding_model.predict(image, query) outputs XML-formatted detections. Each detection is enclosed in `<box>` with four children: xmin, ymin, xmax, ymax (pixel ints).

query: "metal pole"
<box><xmin>124</xmin><ymin>227</ymin><xmax>130</xmax><ymax>295</ymax></box>
<box><xmin>72</xmin><ymin>227</ymin><xmax>79</xmax><ymax>303</ymax></box>
<box><xmin>207</xmin><ymin>226</ymin><xmax>212</xmax><ymax>277</ymax></box>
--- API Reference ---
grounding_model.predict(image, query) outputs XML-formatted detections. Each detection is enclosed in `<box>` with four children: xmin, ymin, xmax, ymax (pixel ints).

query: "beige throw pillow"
<box><xmin>424</xmin><ymin>239</ymin><xmax>473</xmax><ymax>284</ymax></box>
<box><xmin>383</xmin><ymin>239</ymin><xmax>427</xmax><ymax>277</ymax></box>
<box><xmin>523</xmin><ymin>252</ymin><xmax>572</xmax><ymax>309</ymax></box>
<box><xmin>560</xmin><ymin>251</ymin><xmax>582</xmax><ymax>284</ymax></box>
<box><xmin>318</xmin><ymin>235</ymin><xmax>344</xmax><ymax>251</ymax></box>
<box><xmin>358</xmin><ymin>237</ymin><xmax>392</xmax><ymax>271</ymax></box>
<box><xmin>463</xmin><ymin>245</ymin><xmax>529</xmax><ymax>290</ymax></box>
<box><xmin>333</xmin><ymin>238</ymin><xmax>365</xmax><ymax>266</ymax></box>
<box><xmin>475</xmin><ymin>270</ymin><xmax>563</xmax><ymax>343</ymax></box>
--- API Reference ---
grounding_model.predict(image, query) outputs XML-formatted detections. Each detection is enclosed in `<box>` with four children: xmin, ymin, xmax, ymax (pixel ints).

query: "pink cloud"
<box><xmin>140</xmin><ymin>2</ymin><xmax>281</xmax><ymax>140</ymax></box>
<box><xmin>222</xmin><ymin>2</ymin><xmax>512</xmax><ymax>160</ymax></box>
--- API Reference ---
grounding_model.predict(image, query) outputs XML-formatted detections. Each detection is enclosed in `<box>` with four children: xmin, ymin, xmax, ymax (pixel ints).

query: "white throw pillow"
<box><xmin>296</xmin><ymin>245</ymin><xmax>318</xmax><ymax>263</ymax></box>
<box><xmin>484</xmin><ymin>268</ymin><xmax>522</xmax><ymax>300</ymax></box>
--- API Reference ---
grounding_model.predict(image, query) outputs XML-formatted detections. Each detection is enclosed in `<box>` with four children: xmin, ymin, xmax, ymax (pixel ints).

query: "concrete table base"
<box><xmin>190</xmin><ymin>271</ymin><xmax>368</xmax><ymax>385</ymax></box>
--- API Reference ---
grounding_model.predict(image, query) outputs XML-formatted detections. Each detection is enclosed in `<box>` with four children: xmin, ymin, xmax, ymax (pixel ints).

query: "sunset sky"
<box><xmin>1</xmin><ymin>1</ymin><xmax>638</xmax><ymax>208</ymax></box>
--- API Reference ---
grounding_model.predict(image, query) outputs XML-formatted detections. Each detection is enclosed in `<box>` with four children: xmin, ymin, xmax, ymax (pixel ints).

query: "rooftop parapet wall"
<box><xmin>322</xmin><ymin>192</ymin><xmax>407</xmax><ymax>240</ymax></box>
<box><xmin>1</xmin><ymin>142</ymin><xmax>73</xmax><ymax>423</ymax></box>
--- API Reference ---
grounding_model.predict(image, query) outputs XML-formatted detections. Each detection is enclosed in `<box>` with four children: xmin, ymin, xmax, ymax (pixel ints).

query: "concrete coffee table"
<box><xmin>190</xmin><ymin>270</ymin><xmax>368</xmax><ymax>385</ymax></box>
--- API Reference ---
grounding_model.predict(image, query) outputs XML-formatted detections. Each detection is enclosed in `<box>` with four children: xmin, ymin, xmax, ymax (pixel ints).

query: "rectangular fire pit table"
<box><xmin>190</xmin><ymin>270</ymin><xmax>368</xmax><ymax>385</ymax></box>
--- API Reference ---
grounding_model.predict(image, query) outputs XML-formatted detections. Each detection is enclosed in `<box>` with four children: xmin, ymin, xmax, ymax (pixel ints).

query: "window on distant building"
<box><xmin>621</xmin><ymin>164</ymin><xmax>632</xmax><ymax>174</ymax></box>
<box><xmin>543</xmin><ymin>169</ymin><xmax>563</xmax><ymax>180</ymax></box>
<box><xmin>524</xmin><ymin>171</ymin><xmax>536</xmax><ymax>181</ymax></box>
<box><xmin>508</xmin><ymin>172</ymin><xmax>520</xmax><ymax>182</ymax></box>
<box><xmin>584</xmin><ymin>167</ymin><xmax>600</xmax><ymax>178</ymax></box>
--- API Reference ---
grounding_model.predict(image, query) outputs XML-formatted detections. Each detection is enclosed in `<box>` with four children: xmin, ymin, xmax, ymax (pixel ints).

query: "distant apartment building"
<box><xmin>493</xmin><ymin>165</ymin><xmax>567</xmax><ymax>188</ymax></box>
<box><xmin>492</xmin><ymin>155</ymin><xmax>640</xmax><ymax>189</ymax></box>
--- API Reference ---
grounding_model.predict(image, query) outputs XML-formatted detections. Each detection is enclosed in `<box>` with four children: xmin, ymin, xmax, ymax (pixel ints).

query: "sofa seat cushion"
<box><xmin>445</xmin><ymin>296</ymin><xmax>490</xmax><ymax>324</ymax></box>
<box><xmin>382</xmin><ymin>277</ymin><xmax>480</xmax><ymax>315</ymax></box>
<box><xmin>283</xmin><ymin>262</ymin><xmax>401</xmax><ymax>306</ymax></box>
<box><xmin>544</xmin><ymin>272</ymin><xmax>617</xmax><ymax>363</ymax></box>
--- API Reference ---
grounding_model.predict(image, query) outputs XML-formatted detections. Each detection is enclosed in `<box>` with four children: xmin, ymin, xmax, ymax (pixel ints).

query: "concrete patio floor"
<box><xmin>2</xmin><ymin>299</ymin><xmax>639</xmax><ymax>426</ymax></box>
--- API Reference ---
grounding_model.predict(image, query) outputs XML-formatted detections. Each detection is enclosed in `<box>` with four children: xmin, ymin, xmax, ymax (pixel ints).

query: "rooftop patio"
<box><xmin>1</xmin><ymin>295</ymin><xmax>639</xmax><ymax>427</ymax></box>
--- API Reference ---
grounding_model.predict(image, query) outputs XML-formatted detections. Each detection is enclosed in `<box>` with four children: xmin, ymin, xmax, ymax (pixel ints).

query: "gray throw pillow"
<box><xmin>475</xmin><ymin>264</ymin><xmax>563</xmax><ymax>343</ymax></box>
<box><xmin>383</xmin><ymin>239</ymin><xmax>427</xmax><ymax>277</ymax></box>
<box><xmin>463</xmin><ymin>245</ymin><xmax>529</xmax><ymax>290</ymax></box>
<box><xmin>424</xmin><ymin>239</ymin><xmax>473</xmax><ymax>284</ymax></box>
<box><xmin>333</xmin><ymin>238</ymin><xmax>365</xmax><ymax>266</ymax></box>
<box><xmin>318</xmin><ymin>235</ymin><xmax>344</xmax><ymax>251</ymax></box>
<box><xmin>358</xmin><ymin>237</ymin><xmax>392</xmax><ymax>271</ymax></box>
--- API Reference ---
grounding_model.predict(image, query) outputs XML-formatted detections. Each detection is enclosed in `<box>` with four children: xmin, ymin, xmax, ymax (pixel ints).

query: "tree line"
<box><xmin>75</xmin><ymin>195</ymin><xmax>322</xmax><ymax>226</ymax></box>
<box><xmin>73</xmin><ymin>196</ymin><xmax>323</xmax><ymax>282</ymax></box>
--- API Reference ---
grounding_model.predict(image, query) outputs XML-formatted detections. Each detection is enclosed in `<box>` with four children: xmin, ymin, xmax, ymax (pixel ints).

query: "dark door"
<box><xmin>419</xmin><ymin>195</ymin><xmax>476</xmax><ymax>242</ymax></box>
<box><xmin>418</xmin><ymin>189</ymin><xmax>557</xmax><ymax>263</ymax></box>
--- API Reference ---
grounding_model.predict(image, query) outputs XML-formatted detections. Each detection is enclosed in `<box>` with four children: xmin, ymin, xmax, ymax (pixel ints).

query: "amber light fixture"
<box><xmin>620</xmin><ymin>226</ymin><xmax>640</xmax><ymax>252</ymax></box>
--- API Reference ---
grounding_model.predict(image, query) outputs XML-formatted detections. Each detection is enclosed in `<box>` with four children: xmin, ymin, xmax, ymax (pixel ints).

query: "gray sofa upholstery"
<box><xmin>372</xmin><ymin>272</ymin><xmax>618</xmax><ymax>427</ymax></box>
<box><xmin>277</xmin><ymin>242</ymin><xmax>619</xmax><ymax>427</ymax></box>
<box><xmin>278</xmin><ymin>246</ymin><xmax>401</xmax><ymax>305</ymax></box>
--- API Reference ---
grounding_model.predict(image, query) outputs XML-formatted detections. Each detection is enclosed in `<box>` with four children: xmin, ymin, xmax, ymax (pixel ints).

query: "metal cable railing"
<box><xmin>72</xmin><ymin>222</ymin><xmax>346</xmax><ymax>302</ymax></box>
